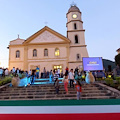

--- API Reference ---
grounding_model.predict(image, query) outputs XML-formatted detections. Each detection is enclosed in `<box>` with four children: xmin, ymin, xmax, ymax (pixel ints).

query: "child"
<box><xmin>76</xmin><ymin>81</ymin><xmax>82</xmax><ymax>100</ymax></box>
<box><xmin>55</xmin><ymin>78</ymin><xmax>59</xmax><ymax>94</ymax></box>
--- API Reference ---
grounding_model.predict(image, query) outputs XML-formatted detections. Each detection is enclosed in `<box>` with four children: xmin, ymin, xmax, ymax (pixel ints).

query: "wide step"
<box><xmin>0</xmin><ymin>83</ymin><xmax>117</xmax><ymax>100</ymax></box>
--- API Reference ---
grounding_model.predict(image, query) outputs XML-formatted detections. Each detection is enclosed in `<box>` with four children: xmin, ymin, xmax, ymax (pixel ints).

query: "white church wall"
<box><xmin>69</xmin><ymin>62</ymin><xmax>83</xmax><ymax>71</ymax></box>
<box><xmin>30</xmin><ymin>31</ymin><xmax>63</xmax><ymax>43</ymax></box>
<box><xmin>69</xmin><ymin>47</ymin><xmax>89</xmax><ymax>62</ymax></box>
<box><xmin>27</xmin><ymin>46</ymin><xmax>67</xmax><ymax>59</ymax></box>
<box><xmin>9</xmin><ymin>62</ymin><xmax>24</xmax><ymax>71</ymax></box>
<box><xmin>9</xmin><ymin>47</ymin><xmax>24</xmax><ymax>61</ymax></box>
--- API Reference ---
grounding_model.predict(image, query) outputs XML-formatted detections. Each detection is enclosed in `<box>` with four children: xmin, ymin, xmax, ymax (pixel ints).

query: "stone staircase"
<box><xmin>0</xmin><ymin>83</ymin><xmax>117</xmax><ymax>100</ymax></box>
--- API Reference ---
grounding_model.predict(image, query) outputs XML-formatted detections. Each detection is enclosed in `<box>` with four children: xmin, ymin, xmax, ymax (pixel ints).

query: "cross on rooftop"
<box><xmin>18</xmin><ymin>34</ymin><xmax>19</xmax><ymax>39</ymax></box>
<box><xmin>71</xmin><ymin>1</ymin><xmax>76</xmax><ymax>6</ymax></box>
<box><xmin>45</xmin><ymin>22</ymin><xmax>48</xmax><ymax>26</ymax></box>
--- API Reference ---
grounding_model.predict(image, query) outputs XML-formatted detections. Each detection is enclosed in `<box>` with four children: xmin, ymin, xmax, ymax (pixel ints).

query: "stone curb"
<box><xmin>95</xmin><ymin>83</ymin><xmax>120</xmax><ymax>98</ymax></box>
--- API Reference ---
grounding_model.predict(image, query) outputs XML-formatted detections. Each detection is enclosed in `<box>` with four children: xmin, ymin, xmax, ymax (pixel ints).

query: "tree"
<box><xmin>115</xmin><ymin>54</ymin><xmax>120</xmax><ymax>67</ymax></box>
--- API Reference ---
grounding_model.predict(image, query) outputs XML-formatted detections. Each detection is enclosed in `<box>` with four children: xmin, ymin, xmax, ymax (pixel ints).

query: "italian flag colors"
<box><xmin>0</xmin><ymin>99</ymin><xmax>120</xmax><ymax>120</ymax></box>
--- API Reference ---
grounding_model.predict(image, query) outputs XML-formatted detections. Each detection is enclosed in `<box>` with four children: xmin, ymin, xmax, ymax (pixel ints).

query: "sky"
<box><xmin>0</xmin><ymin>0</ymin><xmax>120</xmax><ymax>68</ymax></box>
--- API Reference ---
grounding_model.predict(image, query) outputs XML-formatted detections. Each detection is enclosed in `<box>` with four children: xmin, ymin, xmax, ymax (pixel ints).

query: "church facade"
<box><xmin>8</xmin><ymin>5</ymin><xmax>89</xmax><ymax>73</ymax></box>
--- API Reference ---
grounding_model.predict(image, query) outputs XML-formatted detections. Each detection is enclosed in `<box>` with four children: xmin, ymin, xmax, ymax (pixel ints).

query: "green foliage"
<box><xmin>9</xmin><ymin>73</ymin><xmax>13</xmax><ymax>78</ymax></box>
<box><xmin>21</xmin><ymin>73</ymin><xmax>26</xmax><ymax>79</ymax></box>
<box><xmin>96</xmin><ymin>78</ymin><xmax>105</xmax><ymax>81</ymax></box>
<box><xmin>115</xmin><ymin>54</ymin><xmax>120</xmax><ymax>66</ymax></box>
<box><xmin>18</xmin><ymin>73</ymin><xmax>22</xmax><ymax>79</ymax></box>
<box><xmin>115</xmin><ymin>77</ymin><xmax>120</xmax><ymax>84</ymax></box>
<box><xmin>116</xmin><ymin>77</ymin><xmax>120</xmax><ymax>80</ymax></box>
<box><xmin>10</xmin><ymin>73</ymin><xmax>26</xmax><ymax>79</ymax></box>
<box><xmin>103</xmin><ymin>59</ymin><xmax>116</xmax><ymax>71</ymax></box>
<box><xmin>105</xmin><ymin>78</ymin><xmax>114</xmax><ymax>86</ymax></box>
<box><xmin>0</xmin><ymin>77</ymin><xmax>12</xmax><ymax>86</ymax></box>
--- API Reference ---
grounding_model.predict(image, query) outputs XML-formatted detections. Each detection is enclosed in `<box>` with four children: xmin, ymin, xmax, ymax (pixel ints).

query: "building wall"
<box><xmin>27</xmin><ymin>46</ymin><xmax>67</xmax><ymax>60</ymax></box>
<box><xmin>10</xmin><ymin>39</ymin><xmax>25</xmax><ymax>45</ymax></box>
<box><xmin>26</xmin><ymin>44</ymin><xmax>68</xmax><ymax>72</ymax></box>
<box><xmin>9</xmin><ymin>46</ymin><xmax>24</xmax><ymax>70</ymax></box>
<box><xmin>30</xmin><ymin>31</ymin><xmax>63</xmax><ymax>43</ymax></box>
<box><xmin>68</xmin><ymin>31</ymin><xmax>86</xmax><ymax>45</ymax></box>
<box><xmin>9</xmin><ymin>38</ymin><xmax>88</xmax><ymax>72</ymax></box>
<box><xmin>69</xmin><ymin>47</ymin><xmax>89</xmax><ymax>62</ymax></box>
<box><xmin>69</xmin><ymin>62</ymin><xmax>83</xmax><ymax>71</ymax></box>
<box><xmin>9</xmin><ymin>62</ymin><xmax>24</xmax><ymax>70</ymax></box>
<box><xmin>28</xmin><ymin>60</ymin><xmax>67</xmax><ymax>74</ymax></box>
<box><xmin>9</xmin><ymin>43</ymin><xmax>69</xmax><ymax>72</ymax></box>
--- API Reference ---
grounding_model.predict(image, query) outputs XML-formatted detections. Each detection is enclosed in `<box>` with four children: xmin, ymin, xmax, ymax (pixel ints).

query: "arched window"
<box><xmin>44</xmin><ymin>49</ymin><xmax>48</xmax><ymax>56</ymax></box>
<box><xmin>16</xmin><ymin>50</ymin><xmax>20</xmax><ymax>58</ymax></box>
<box><xmin>33</xmin><ymin>49</ymin><xmax>37</xmax><ymax>57</ymax></box>
<box><xmin>75</xmin><ymin>35</ymin><xmax>78</xmax><ymax>44</ymax></box>
<box><xmin>55</xmin><ymin>48</ymin><xmax>60</xmax><ymax>57</ymax></box>
<box><xmin>74</xmin><ymin>23</ymin><xmax>77</xmax><ymax>30</ymax></box>
<box><xmin>76</xmin><ymin>54</ymin><xmax>81</xmax><ymax>60</ymax></box>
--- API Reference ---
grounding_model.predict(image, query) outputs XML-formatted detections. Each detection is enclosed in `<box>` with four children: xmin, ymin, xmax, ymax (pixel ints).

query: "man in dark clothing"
<box><xmin>31</xmin><ymin>71</ymin><xmax>36</xmax><ymax>84</ymax></box>
<box><xmin>55</xmin><ymin>78</ymin><xmax>59</xmax><ymax>94</ymax></box>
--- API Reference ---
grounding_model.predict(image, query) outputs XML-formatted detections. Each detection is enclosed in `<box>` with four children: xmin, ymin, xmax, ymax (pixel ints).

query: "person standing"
<box><xmin>16</xmin><ymin>68</ymin><xmax>19</xmax><ymax>74</ymax></box>
<box><xmin>28</xmin><ymin>69</ymin><xmax>32</xmax><ymax>77</ymax></box>
<box><xmin>61</xmin><ymin>70</ymin><xmax>63</xmax><ymax>78</ymax></box>
<box><xmin>65</xmin><ymin>67</ymin><xmax>69</xmax><ymax>75</ymax></box>
<box><xmin>68</xmin><ymin>69</ymin><xmax>74</xmax><ymax>88</ymax></box>
<box><xmin>53</xmin><ymin>70</ymin><xmax>59</xmax><ymax>86</ymax></box>
<box><xmin>55</xmin><ymin>78</ymin><xmax>59</xmax><ymax>94</ymax></box>
<box><xmin>43</xmin><ymin>67</ymin><xmax>46</xmax><ymax>78</ymax></box>
<box><xmin>75</xmin><ymin>67</ymin><xmax>79</xmax><ymax>76</ymax></box>
<box><xmin>12</xmin><ymin>67</ymin><xmax>16</xmax><ymax>73</ymax></box>
<box><xmin>31</xmin><ymin>71</ymin><xmax>36</xmax><ymax>84</ymax></box>
<box><xmin>0</xmin><ymin>68</ymin><xmax>3</xmax><ymax>79</ymax></box>
<box><xmin>75</xmin><ymin>81</ymin><xmax>82</xmax><ymax>100</ymax></box>
<box><xmin>62</xmin><ymin>74</ymin><xmax>69</xmax><ymax>94</ymax></box>
<box><xmin>36</xmin><ymin>66</ymin><xmax>40</xmax><ymax>79</ymax></box>
<box><xmin>5</xmin><ymin>68</ymin><xmax>9</xmax><ymax>76</ymax></box>
<box><xmin>58</xmin><ymin>68</ymin><xmax>60</xmax><ymax>77</ymax></box>
<box><xmin>49</xmin><ymin>70</ymin><xmax>53</xmax><ymax>83</ymax></box>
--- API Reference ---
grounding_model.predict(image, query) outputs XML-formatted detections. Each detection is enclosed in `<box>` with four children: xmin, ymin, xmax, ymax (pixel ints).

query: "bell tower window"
<box><xmin>75</xmin><ymin>35</ymin><xmax>78</xmax><ymax>44</ymax></box>
<box><xmin>76</xmin><ymin>54</ymin><xmax>81</xmax><ymax>60</ymax></box>
<box><xmin>74</xmin><ymin>23</ymin><xmax>77</xmax><ymax>30</ymax></box>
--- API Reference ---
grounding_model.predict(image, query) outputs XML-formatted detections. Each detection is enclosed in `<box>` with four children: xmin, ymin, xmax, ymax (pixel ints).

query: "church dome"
<box><xmin>68</xmin><ymin>5</ymin><xmax>80</xmax><ymax>13</ymax></box>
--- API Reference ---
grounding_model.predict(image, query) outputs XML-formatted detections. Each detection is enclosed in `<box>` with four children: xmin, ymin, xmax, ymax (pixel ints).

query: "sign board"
<box><xmin>83</xmin><ymin>57</ymin><xmax>103</xmax><ymax>71</ymax></box>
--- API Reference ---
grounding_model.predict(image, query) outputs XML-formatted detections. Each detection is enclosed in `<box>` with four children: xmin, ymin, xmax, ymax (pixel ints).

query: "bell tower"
<box><xmin>67</xmin><ymin>4</ymin><xmax>89</xmax><ymax>70</ymax></box>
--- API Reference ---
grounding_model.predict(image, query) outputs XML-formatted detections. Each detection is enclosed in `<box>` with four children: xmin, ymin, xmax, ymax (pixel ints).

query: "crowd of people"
<box><xmin>0</xmin><ymin>67</ymin><xmax>9</xmax><ymax>79</ymax></box>
<box><xmin>0</xmin><ymin>67</ymin><xmax>29</xmax><ymax>79</ymax></box>
<box><xmin>1</xmin><ymin>65</ymin><xmax>120</xmax><ymax>100</ymax></box>
<box><xmin>0</xmin><ymin>66</ymin><xmax>83</xmax><ymax>100</ymax></box>
<box><xmin>53</xmin><ymin>68</ymin><xmax>82</xmax><ymax>100</ymax></box>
